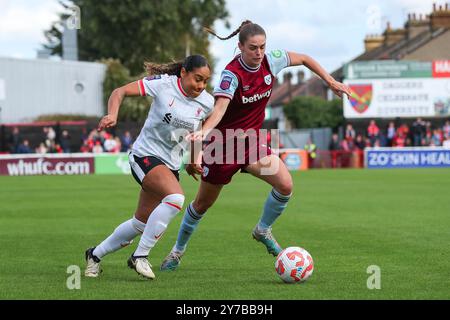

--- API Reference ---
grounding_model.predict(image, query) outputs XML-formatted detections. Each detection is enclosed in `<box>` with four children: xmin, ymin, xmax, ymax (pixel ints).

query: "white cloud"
<box><xmin>0</xmin><ymin>0</ymin><xmax>60</xmax><ymax>46</ymax></box>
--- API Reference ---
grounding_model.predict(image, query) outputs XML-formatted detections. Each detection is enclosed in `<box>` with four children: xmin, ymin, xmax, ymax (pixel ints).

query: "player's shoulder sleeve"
<box><xmin>138</xmin><ymin>74</ymin><xmax>172</xmax><ymax>97</ymax></box>
<box><xmin>195</xmin><ymin>90</ymin><xmax>215</xmax><ymax>119</ymax></box>
<box><xmin>213</xmin><ymin>69</ymin><xmax>239</xmax><ymax>100</ymax></box>
<box><xmin>202</xmin><ymin>91</ymin><xmax>215</xmax><ymax>118</ymax></box>
<box><xmin>266</xmin><ymin>49</ymin><xmax>291</xmax><ymax>75</ymax></box>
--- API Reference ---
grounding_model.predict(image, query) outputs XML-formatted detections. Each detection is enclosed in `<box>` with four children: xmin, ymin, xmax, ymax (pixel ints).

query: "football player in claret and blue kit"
<box><xmin>161</xmin><ymin>20</ymin><xmax>352</xmax><ymax>271</ymax></box>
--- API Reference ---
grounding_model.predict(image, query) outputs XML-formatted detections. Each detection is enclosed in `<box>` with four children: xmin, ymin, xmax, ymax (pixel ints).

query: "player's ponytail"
<box><xmin>204</xmin><ymin>20</ymin><xmax>266</xmax><ymax>44</ymax></box>
<box><xmin>144</xmin><ymin>61</ymin><xmax>184</xmax><ymax>77</ymax></box>
<box><xmin>144</xmin><ymin>55</ymin><xmax>210</xmax><ymax>77</ymax></box>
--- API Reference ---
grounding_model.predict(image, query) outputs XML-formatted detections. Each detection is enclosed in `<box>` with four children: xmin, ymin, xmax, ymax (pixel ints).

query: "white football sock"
<box><xmin>133</xmin><ymin>194</ymin><xmax>185</xmax><ymax>257</ymax></box>
<box><xmin>93</xmin><ymin>217</ymin><xmax>145</xmax><ymax>259</ymax></box>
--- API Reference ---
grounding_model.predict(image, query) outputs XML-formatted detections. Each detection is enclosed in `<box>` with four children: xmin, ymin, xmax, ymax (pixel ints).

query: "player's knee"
<box><xmin>275</xmin><ymin>180</ymin><xmax>293</xmax><ymax>196</ymax></box>
<box><xmin>192</xmin><ymin>199</ymin><xmax>213</xmax><ymax>214</ymax></box>
<box><xmin>162</xmin><ymin>193</ymin><xmax>185</xmax><ymax>213</ymax></box>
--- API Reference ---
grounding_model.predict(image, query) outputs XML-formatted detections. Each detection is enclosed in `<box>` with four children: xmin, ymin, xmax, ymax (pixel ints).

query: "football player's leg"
<box><xmin>85</xmin><ymin>191</ymin><xmax>159</xmax><ymax>278</ymax></box>
<box><xmin>130</xmin><ymin>165</ymin><xmax>184</xmax><ymax>279</ymax></box>
<box><xmin>245</xmin><ymin>154</ymin><xmax>293</xmax><ymax>256</ymax></box>
<box><xmin>161</xmin><ymin>180</ymin><xmax>223</xmax><ymax>271</ymax></box>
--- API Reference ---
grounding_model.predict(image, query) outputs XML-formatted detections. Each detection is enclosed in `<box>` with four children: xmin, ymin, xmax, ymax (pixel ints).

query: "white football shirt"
<box><xmin>132</xmin><ymin>74</ymin><xmax>214</xmax><ymax>170</ymax></box>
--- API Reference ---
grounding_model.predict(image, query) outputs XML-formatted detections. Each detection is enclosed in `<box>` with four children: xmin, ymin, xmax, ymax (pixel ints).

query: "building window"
<box><xmin>74</xmin><ymin>82</ymin><xmax>84</xmax><ymax>94</ymax></box>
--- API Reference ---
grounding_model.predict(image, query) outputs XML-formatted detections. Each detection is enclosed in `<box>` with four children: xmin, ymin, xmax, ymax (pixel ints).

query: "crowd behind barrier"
<box><xmin>1</xmin><ymin>119</ymin><xmax>449</xmax><ymax>171</ymax></box>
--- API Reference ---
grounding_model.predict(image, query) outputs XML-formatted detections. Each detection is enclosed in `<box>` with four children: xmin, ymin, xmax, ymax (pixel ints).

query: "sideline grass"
<box><xmin>0</xmin><ymin>168</ymin><xmax>449</xmax><ymax>299</ymax></box>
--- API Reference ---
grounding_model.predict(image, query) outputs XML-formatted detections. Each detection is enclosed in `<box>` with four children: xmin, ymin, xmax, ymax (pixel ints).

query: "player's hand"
<box><xmin>98</xmin><ymin>114</ymin><xmax>117</xmax><ymax>131</ymax></box>
<box><xmin>329</xmin><ymin>80</ymin><xmax>353</xmax><ymax>99</ymax></box>
<box><xmin>185</xmin><ymin>163</ymin><xmax>203</xmax><ymax>181</ymax></box>
<box><xmin>185</xmin><ymin>130</ymin><xmax>203</xmax><ymax>142</ymax></box>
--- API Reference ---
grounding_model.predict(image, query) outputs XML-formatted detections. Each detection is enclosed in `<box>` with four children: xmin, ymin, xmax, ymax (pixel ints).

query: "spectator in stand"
<box><xmin>81</xmin><ymin>127</ymin><xmax>89</xmax><ymax>143</ymax></box>
<box><xmin>104</xmin><ymin>133</ymin><xmax>122</xmax><ymax>153</ymax></box>
<box><xmin>43</xmin><ymin>127</ymin><xmax>56</xmax><ymax>150</ymax></box>
<box><xmin>98</xmin><ymin>130</ymin><xmax>108</xmax><ymax>145</ymax></box>
<box><xmin>8</xmin><ymin>127</ymin><xmax>22</xmax><ymax>153</ymax></box>
<box><xmin>443</xmin><ymin>136</ymin><xmax>450</xmax><ymax>149</ymax></box>
<box><xmin>354</xmin><ymin>134</ymin><xmax>366</xmax><ymax>150</ymax></box>
<box><xmin>424</xmin><ymin>122</ymin><xmax>432</xmax><ymax>145</ymax></box>
<box><xmin>340</xmin><ymin>138</ymin><xmax>351</xmax><ymax>151</ymax></box>
<box><xmin>411</xmin><ymin>118</ymin><xmax>426</xmax><ymax>146</ymax></box>
<box><xmin>114</xmin><ymin>137</ymin><xmax>122</xmax><ymax>153</ymax></box>
<box><xmin>35</xmin><ymin>143</ymin><xmax>48</xmax><ymax>154</ymax></box>
<box><xmin>59</xmin><ymin>130</ymin><xmax>71</xmax><ymax>153</ymax></box>
<box><xmin>367</xmin><ymin>120</ymin><xmax>380</xmax><ymax>147</ymax></box>
<box><xmin>329</xmin><ymin>133</ymin><xmax>340</xmax><ymax>168</ymax></box>
<box><xmin>92</xmin><ymin>141</ymin><xmax>104</xmax><ymax>153</ymax></box>
<box><xmin>46</xmin><ymin>127</ymin><xmax>56</xmax><ymax>148</ymax></box>
<box><xmin>329</xmin><ymin>133</ymin><xmax>340</xmax><ymax>151</ymax></box>
<box><xmin>80</xmin><ymin>141</ymin><xmax>91</xmax><ymax>153</ymax></box>
<box><xmin>47</xmin><ymin>127</ymin><xmax>56</xmax><ymax>141</ymax></box>
<box><xmin>431</xmin><ymin>129</ymin><xmax>442</xmax><ymax>146</ymax></box>
<box><xmin>345</xmin><ymin>123</ymin><xmax>356</xmax><ymax>142</ymax></box>
<box><xmin>386</xmin><ymin>122</ymin><xmax>396</xmax><ymax>147</ymax></box>
<box><xmin>378</xmin><ymin>131</ymin><xmax>388</xmax><ymax>147</ymax></box>
<box><xmin>398</xmin><ymin>122</ymin><xmax>409</xmax><ymax>138</ymax></box>
<box><xmin>395</xmin><ymin>123</ymin><xmax>409</xmax><ymax>147</ymax></box>
<box><xmin>84</xmin><ymin>129</ymin><xmax>101</xmax><ymax>152</ymax></box>
<box><xmin>54</xmin><ymin>143</ymin><xmax>63</xmax><ymax>153</ymax></box>
<box><xmin>17</xmin><ymin>139</ymin><xmax>32</xmax><ymax>154</ymax></box>
<box><xmin>421</xmin><ymin>122</ymin><xmax>431</xmax><ymax>146</ymax></box>
<box><xmin>120</xmin><ymin>131</ymin><xmax>133</xmax><ymax>152</ymax></box>
<box><xmin>394</xmin><ymin>131</ymin><xmax>406</xmax><ymax>147</ymax></box>
<box><xmin>443</xmin><ymin>120</ymin><xmax>450</xmax><ymax>140</ymax></box>
<box><xmin>373</xmin><ymin>139</ymin><xmax>381</xmax><ymax>148</ymax></box>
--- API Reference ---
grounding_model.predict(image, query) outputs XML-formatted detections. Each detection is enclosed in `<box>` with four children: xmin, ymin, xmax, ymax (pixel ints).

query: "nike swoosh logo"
<box><xmin>169</xmin><ymin>98</ymin><xmax>175</xmax><ymax>107</ymax></box>
<box><xmin>154</xmin><ymin>232</ymin><xmax>165</xmax><ymax>240</ymax></box>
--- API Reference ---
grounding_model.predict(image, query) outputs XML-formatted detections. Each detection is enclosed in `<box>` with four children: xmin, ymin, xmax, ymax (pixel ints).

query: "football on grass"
<box><xmin>275</xmin><ymin>247</ymin><xmax>314</xmax><ymax>283</ymax></box>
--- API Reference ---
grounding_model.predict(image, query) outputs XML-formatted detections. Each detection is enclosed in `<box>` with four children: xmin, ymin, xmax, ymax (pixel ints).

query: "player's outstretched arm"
<box><xmin>185</xmin><ymin>140</ymin><xmax>203</xmax><ymax>181</ymax></box>
<box><xmin>287</xmin><ymin>52</ymin><xmax>353</xmax><ymax>99</ymax></box>
<box><xmin>97</xmin><ymin>81</ymin><xmax>141</xmax><ymax>131</ymax></box>
<box><xmin>187</xmin><ymin>97</ymin><xmax>231</xmax><ymax>141</ymax></box>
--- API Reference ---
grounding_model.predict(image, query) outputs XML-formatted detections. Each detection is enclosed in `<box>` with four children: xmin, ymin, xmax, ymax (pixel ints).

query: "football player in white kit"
<box><xmin>84</xmin><ymin>55</ymin><xmax>214</xmax><ymax>279</ymax></box>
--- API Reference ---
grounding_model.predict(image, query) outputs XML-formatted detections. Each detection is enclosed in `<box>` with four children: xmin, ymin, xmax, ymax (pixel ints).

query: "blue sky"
<box><xmin>0</xmin><ymin>0</ymin><xmax>443</xmax><ymax>82</ymax></box>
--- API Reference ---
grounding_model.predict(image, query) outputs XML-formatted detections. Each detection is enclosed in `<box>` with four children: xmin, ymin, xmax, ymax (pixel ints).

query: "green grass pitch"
<box><xmin>0</xmin><ymin>168</ymin><xmax>449</xmax><ymax>299</ymax></box>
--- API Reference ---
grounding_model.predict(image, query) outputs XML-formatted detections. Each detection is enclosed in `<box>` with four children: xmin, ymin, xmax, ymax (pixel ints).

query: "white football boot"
<box><xmin>84</xmin><ymin>247</ymin><xmax>102</xmax><ymax>277</ymax></box>
<box><xmin>127</xmin><ymin>255</ymin><xmax>155</xmax><ymax>280</ymax></box>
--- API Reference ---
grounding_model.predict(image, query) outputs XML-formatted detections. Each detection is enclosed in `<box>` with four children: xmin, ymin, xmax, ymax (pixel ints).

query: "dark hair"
<box><xmin>144</xmin><ymin>55</ymin><xmax>210</xmax><ymax>77</ymax></box>
<box><xmin>204</xmin><ymin>20</ymin><xmax>266</xmax><ymax>44</ymax></box>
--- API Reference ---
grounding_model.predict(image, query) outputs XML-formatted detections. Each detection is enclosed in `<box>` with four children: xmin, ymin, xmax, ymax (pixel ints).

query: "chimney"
<box><xmin>62</xmin><ymin>25</ymin><xmax>79</xmax><ymax>61</ymax></box>
<box><xmin>364</xmin><ymin>34</ymin><xmax>385</xmax><ymax>51</ymax></box>
<box><xmin>283</xmin><ymin>72</ymin><xmax>292</xmax><ymax>85</ymax></box>
<box><xmin>297</xmin><ymin>70</ymin><xmax>305</xmax><ymax>84</ymax></box>
<box><xmin>430</xmin><ymin>2</ymin><xmax>450</xmax><ymax>29</ymax></box>
<box><xmin>405</xmin><ymin>11</ymin><xmax>430</xmax><ymax>39</ymax></box>
<box><xmin>273</xmin><ymin>77</ymin><xmax>279</xmax><ymax>89</ymax></box>
<box><xmin>283</xmin><ymin>72</ymin><xmax>293</xmax><ymax>102</ymax></box>
<box><xmin>383</xmin><ymin>21</ymin><xmax>407</xmax><ymax>46</ymax></box>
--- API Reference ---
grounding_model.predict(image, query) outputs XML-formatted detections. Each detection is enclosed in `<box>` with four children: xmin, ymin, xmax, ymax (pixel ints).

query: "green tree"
<box><xmin>101</xmin><ymin>58</ymin><xmax>150</xmax><ymax>121</ymax></box>
<box><xmin>44</xmin><ymin>0</ymin><xmax>229</xmax><ymax>75</ymax></box>
<box><xmin>283</xmin><ymin>96</ymin><xmax>344</xmax><ymax>129</ymax></box>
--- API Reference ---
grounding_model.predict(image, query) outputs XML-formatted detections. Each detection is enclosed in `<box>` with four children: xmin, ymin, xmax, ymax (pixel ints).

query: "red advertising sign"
<box><xmin>432</xmin><ymin>60</ymin><xmax>450</xmax><ymax>78</ymax></box>
<box><xmin>0</xmin><ymin>155</ymin><xmax>95</xmax><ymax>176</ymax></box>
